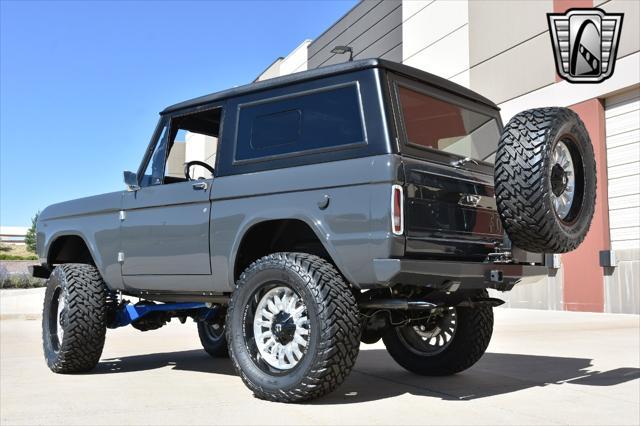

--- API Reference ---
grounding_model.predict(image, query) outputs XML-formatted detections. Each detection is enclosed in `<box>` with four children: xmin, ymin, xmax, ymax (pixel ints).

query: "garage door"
<box><xmin>605</xmin><ymin>88</ymin><xmax>640</xmax><ymax>250</ymax></box>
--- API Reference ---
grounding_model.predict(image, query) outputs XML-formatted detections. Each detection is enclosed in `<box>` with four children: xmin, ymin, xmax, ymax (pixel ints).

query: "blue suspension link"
<box><xmin>111</xmin><ymin>301</ymin><xmax>214</xmax><ymax>328</ymax></box>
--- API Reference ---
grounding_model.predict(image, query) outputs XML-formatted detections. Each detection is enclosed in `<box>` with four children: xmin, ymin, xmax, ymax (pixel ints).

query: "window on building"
<box><xmin>236</xmin><ymin>84</ymin><xmax>365</xmax><ymax>162</ymax></box>
<box><xmin>397</xmin><ymin>85</ymin><xmax>499</xmax><ymax>163</ymax></box>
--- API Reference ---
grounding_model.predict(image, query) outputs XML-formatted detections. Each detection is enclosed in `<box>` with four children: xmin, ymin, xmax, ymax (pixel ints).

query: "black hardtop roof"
<box><xmin>161</xmin><ymin>58</ymin><xmax>498</xmax><ymax>114</ymax></box>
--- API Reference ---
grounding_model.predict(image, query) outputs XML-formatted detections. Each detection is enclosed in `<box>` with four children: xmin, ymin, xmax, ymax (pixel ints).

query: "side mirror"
<box><xmin>123</xmin><ymin>171</ymin><xmax>140</xmax><ymax>191</ymax></box>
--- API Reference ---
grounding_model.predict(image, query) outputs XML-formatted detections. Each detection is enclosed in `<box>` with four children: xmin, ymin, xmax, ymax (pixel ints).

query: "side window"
<box><xmin>251</xmin><ymin>110</ymin><xmax>301</xmax><ymax>150</ymax></box>
<box><xmin>139</xmin><ymin>108</ymin><xmax>222</xmax><ymax>187</ymax></box>
<box><xmin>235</xmin><ymin>84</ymin><xmax>365</xmax><ymax>162</ymax></box>
<box><xmin>166</xmin><ymin>107</ymin><xmax>222</xmax><ymax>183</ymax></box>
<box><xmin>140</xmin><ymin>124</ymin><xmax>169</xmax><ymax>187</ymax></box>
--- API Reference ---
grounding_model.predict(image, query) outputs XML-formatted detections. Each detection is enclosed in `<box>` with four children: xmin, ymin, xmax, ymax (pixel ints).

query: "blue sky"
<box><xmin>0</xmin><ymin>0</ymin><xmax>356</xmax><ymax>226</ymax></box>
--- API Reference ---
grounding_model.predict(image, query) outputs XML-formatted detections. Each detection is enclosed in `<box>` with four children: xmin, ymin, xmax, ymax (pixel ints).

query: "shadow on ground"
<box><xmin>95</xmin><ymin>349</ymin><xmax>640</xmax><ymax>403</ymax></box>
<box><xmin>96</xmin><ymin>350</ymin><xmax>236</xmax><ymax>376</ymax></box>
<box><xmin>318</xmin><ymin>349</ymin><xmax>640</xmax><ymax>404</ymax></box>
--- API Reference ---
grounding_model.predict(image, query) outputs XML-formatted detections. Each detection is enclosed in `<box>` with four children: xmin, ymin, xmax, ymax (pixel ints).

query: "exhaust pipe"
<box><xmin>359</xmin><ymin>297</ymin><xmax>505</xmax><ymax>310</ymax></box>
<box><xmin>359</xmin><ymin>299</ymin><xmax>439</xmax><ymax>310</ymax></box>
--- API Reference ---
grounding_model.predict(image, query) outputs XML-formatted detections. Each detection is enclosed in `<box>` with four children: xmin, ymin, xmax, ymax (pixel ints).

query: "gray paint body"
<box><xmin>36</xmin><ymin>59</ymin><xmax>546</xmax><ymax>299</ymax></box>
<box><xmin>209</xmin><ymin>154</ymin><xmax>401</xmax><ymax>293</ymax></box>
<box><xmin>37</xmin><ymin>191</ymin><xmax>124</xmax><ymax>289</ymax></box>
<box><xmin>38</xmin><ymin>155</ymin><xmax>401</xmax><ymax>294</ymax></box>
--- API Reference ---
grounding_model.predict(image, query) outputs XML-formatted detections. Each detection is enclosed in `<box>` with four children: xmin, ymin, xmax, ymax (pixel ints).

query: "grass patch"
<box><xmin>0</xmin><ymin>244</ymin><xmax>38</xmax><ymax>260</ymax></box>
<box><xmin>0</xmin><ymin>254</ymin><xmax>38</xmax><ymax>260</ymax></box>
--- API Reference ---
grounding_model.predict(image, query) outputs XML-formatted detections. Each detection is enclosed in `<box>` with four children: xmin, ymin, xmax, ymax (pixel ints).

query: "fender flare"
<box><xmin>45</xmin><ymin>231</ymin><xmax>105</xmax><ymax>277</ymax></box>
<box><xmin>228</xmin><ymin>214</ymin><xmax>355</xmax><ymax>287</ymax></box>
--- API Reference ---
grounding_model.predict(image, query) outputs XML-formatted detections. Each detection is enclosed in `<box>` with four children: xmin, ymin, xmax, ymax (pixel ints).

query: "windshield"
<box><xmin>398</xmin><ymin>85</ymin><xmax>500</xmax><ymax>163</ymax></box>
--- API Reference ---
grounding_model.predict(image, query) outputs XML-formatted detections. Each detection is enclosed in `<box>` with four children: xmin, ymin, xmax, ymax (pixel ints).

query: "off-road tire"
<box><xmin>226</xmin><ymin>252</ymin><xmax>360</xmax><ymax>402</ymax></box>
<box><xmin>197</xmin><ymin>321</ymin><xmax>229</xmax><ymax>358</ymax></box>
<box><xmin>42</xmin><ymin>263</ymin><xmax>108</xmax><ymax>373</ymax></box>
<box><xmin>495</xmin><ymin>107</ymin><xmax>596</xmax><ymax>253</ymax></box>
<box><xmin>382</xmin><ymin>303</ymin><xmax>493</xmax><ymax>376</ymax></box>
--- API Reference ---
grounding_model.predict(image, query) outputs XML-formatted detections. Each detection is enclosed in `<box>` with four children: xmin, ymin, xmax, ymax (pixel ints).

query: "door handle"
<box><xmin>192</xmin><ymin>182</ymin><xmax>208</xmax><ymax>191</ymax></box>
<box><xmin>451</xmin><ymin>157</ymin><xmax>479</xmax><ymax>168</ymax></box>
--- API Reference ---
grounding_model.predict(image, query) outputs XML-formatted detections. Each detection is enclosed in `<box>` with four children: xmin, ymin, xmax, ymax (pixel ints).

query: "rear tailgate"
<box><xmin>387</xmin><ymin>72</ymin><xmax>504</xmax><ymax>260</ymax></box>
<box><xmin>403</xmin><ymin>157</ymin><xmax>503</xmax><ymax>260</ymax></box>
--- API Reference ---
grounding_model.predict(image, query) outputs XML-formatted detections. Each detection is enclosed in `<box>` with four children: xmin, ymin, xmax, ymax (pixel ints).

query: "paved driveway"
<box><xmin>1</xmin><ymin>309</ymin><xmax>638</xmax><ymax>425</ymax></box>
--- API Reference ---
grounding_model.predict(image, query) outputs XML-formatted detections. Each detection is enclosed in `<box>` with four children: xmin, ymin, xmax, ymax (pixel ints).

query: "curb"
<box><xmin>0</xmin><ymin>314</ymin><xmax>41</xmax><ymax>321</ymax></box>
<box><xmin>1</xmin><ymin>287</ymin><xmax>46</xmax><ymax>320</ymax></box>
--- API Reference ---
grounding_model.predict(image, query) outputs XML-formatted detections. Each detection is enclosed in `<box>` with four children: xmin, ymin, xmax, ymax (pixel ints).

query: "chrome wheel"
<box><xmin>55</xmin><ymin>289</ymin><xmax>66</xmax><ymax>346</ymax></box>
<box><xmin>397</xmin><ymin>308</ymin><xmax>457</xmax><ymax>356</ymax></box>
<box><xmin>252</xmin><ymin>286</ymin><xmax>309</xmax><ymax>370</ymax></box>
<box><xmin>550</xmin><ymin>140</ymin><xmax>576</xmax><ymax>220</ymax></box>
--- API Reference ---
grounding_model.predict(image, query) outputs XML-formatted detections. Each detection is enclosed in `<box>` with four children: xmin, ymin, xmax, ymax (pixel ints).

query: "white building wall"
<box><xmin>165</xmin><ymin>141</ymin><xmax>186</xmax><ymax>178</ymax></box>
<box><xmin>0</xmin><ymin>226</ymin><xmax>29</xmax><ymax>244</ymax></box>
<box><xmin>603</xmin><ymin>81</ymin><xmax>639</xmax><ymax>316</ymax></box>
<box><xmin>185</xmin><ymin>132</ymin><xmax>217</xmax><ymax>179</ymax></box>
<box><xmin>604</xmin><ymin>248</ymin><xmax>640</xmax><ymax>314</ymax></box>
<box><xmin>605</xmin><ymin>88</ymin><xmax>640</xmax><ymax>251</ymax></box>
<box><xmin>256</xmin><ymin>58</ymin><xmax>283</xmax><ymax>82</ymax></box>
<box><xmin>402</xmin><ymin>0</ymin><xmax>470</xmax><ymax>87</ymax></box>
<box><xmin>256</xmin><ymin>40</ymin><xmax>310</xmax><ymax>81</ymax></box>
<box><xmin>279</xmin><ymin>40</ymin><xmax>311</xmax><ymax>76</ymax></box>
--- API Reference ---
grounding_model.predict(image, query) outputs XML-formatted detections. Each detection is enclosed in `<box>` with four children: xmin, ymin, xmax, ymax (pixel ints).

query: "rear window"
<box><xmin>235</xmin><ymin>84</ymin><xmax>366</xmax><ymax>162</ymax></box>
<box><xmin>398</xmin><ymin>85</ymin><xmax>499</xmax><ymax>163</ymax></box>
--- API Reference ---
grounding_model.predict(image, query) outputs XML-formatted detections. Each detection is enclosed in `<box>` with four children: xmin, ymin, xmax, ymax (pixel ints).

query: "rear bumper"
<box><xmin>371</xmin><ymin>258</ymin><xmax>549</xmax><ymax>291</ymax></box>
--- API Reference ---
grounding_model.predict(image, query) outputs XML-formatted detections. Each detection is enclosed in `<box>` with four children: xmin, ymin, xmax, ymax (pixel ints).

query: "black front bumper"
<box><xmin>372</xmin><ymin>258</ymin><xmax>549</xmax><ymax>291</ymax></box>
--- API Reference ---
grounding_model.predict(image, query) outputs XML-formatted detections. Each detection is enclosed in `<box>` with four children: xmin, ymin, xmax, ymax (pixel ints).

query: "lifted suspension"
<box><xmin>108</xmin><ymin>299</ymin><xmax>219</xmax><ymax>330</ymax></box>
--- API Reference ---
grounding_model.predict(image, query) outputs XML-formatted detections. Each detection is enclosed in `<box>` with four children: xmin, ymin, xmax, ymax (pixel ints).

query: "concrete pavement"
<box><xmin>1</xmin><ymin>309</ymin><xmax>639</xmax><ymax>425</ymax></box>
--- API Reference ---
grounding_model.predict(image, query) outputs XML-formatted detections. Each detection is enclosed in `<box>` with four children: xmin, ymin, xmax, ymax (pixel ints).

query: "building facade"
<box><xmin>257</xmin><ymin>0</ymin><xmax>640</xmax><ymax>313</ymax></box>
<box><xmin>0</xmin><ymin>226</ymin><xmax>28</xmax><ymax>244</ymax></box>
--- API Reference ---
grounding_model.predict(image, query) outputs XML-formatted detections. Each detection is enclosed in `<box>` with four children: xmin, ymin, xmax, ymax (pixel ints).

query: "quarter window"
<box><xmin>236</xmin><ymin>84</ymin><xmax>365</xmax><ymax>162</ymax></box>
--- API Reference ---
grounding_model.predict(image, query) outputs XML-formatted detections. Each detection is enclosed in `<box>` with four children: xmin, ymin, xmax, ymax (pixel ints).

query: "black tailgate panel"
<box><xmin>403</xmin><ymin>158</ymin><xmax>503</xmax><ymax>260</ymax></box>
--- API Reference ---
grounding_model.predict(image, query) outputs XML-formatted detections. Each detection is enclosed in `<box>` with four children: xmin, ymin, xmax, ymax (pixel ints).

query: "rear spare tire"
<box><xmin>42</xmin><ymin>263</ymin><xmax>108</xmax><ymax>373</ymax></box>
<box><xmin>495</xmin><ymin>107</ymin><xmax>596</xmax><ymax>253</ymax></box>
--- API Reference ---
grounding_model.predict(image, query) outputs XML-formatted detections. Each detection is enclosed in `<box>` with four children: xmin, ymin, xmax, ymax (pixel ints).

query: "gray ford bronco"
<box><xmin>33</xmin><ymin>59</ymin><xmax>596</xmax><ymax>402</ymax></box>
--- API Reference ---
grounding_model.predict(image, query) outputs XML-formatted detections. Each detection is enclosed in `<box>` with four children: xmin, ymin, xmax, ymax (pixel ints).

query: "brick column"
<box><xmin>562</xmin><ymin>98</ymin><xmax>610</xmax><ymax>312</ymax></box>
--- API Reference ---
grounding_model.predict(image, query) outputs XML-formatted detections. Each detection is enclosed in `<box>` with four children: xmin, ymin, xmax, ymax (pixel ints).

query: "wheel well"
<box><xmin>234</xmin><ymin>219</ymin><xmax>332</xmax><ymax>281</ymax></box>
<box><xmin>47</xmin><ymin>235</ymin><xmax>95</xmax><ymax>267</ymax></box>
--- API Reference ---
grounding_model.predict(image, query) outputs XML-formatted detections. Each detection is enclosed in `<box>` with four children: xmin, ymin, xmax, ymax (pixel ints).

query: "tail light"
<box><xmin>391</xmin><ymin>184</ymin><xmax>404</xmax><ymax>235</ymax></box>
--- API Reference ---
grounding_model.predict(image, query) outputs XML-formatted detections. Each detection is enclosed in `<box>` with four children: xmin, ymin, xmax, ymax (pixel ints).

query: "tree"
<box><xmin>25</xmin><ymin>212</ymin><xmax>39</xmax><ymax>253</ymax></box>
